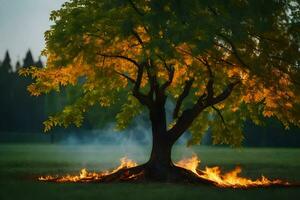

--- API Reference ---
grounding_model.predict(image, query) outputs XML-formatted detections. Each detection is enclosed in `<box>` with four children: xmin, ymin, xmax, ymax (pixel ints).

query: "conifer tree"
<box><xmin>23</xmin><ymin>50</ymin><xmax>35</xmax><ymax>68</ymax></box>
<box><xmin>1</xmin><ymin>51</ymin><xmax>12</xmax><ymax>73</ymax></box>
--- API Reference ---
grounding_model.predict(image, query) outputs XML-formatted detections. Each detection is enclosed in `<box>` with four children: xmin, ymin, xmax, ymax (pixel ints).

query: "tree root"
<box><xmin>97</xmin><ymin>164</ymin><xmax>215</xmax><ymax>185</ymax></box>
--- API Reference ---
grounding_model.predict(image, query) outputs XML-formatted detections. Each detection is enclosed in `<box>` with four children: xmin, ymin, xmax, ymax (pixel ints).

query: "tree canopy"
<box><xmin>20</xmin><ymin>0</ymin><xmax>300</xmax><ymax>146</ymax></box>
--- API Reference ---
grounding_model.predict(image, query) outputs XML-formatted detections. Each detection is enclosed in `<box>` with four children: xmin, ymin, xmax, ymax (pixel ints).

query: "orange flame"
<box><xmin>38</xmin><ymin>157</ymin><xmax>137</xmax><ymax>183</ymax></box>
<box><xmin>39</xmin><ymin>155</ymin><xmax>290</xmax><ymax>188</ymax></box>
<box><xmin>175</xmin><ymin>155</ymin><xmax>290</xmax><ymax>188</ymax></box>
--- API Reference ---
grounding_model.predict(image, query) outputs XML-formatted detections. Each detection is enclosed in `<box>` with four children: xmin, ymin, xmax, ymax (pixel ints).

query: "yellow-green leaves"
<box><xmin>115</xmin><ymin>95</ymin><xmax>143</xmax><ymax>130</ymax></box>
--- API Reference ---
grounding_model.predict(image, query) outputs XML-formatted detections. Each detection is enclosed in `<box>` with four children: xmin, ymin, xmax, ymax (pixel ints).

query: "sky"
<box><xmin>0</xmin><ymin>0</ymin><xmax>66</xmax><ymax>65</ymax></box>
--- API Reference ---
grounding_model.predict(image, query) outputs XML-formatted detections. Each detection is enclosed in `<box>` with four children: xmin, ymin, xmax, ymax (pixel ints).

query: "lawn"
<box><xmin>0</xmin><ymin>144</ymin><xmax>299</xmax><ymax>200</ymax></box>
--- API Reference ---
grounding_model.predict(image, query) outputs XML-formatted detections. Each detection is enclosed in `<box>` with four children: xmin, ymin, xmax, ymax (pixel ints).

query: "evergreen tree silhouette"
<box><xmin>23</xmin><ymin>50</ymin><xmax>34</xmax><ymax>68</ymax></box>
<box><xmin>35</xmin><ymin>57</ymin><xmax>44</xmax><ymax>68</ymax></box>
<box><xmin>15</xmin><ymin>61</ymin><xmax>22</xmax><ymax>71</ymax></box>
<box><xmin>0</xmin><ymin>51</ymin><xmax>13</xmax><ymax>132</ymax></box>
<box><xmin>1</xmin><ymin>51</ymin><xmax>13</xmax><ymax>73</ymax></box>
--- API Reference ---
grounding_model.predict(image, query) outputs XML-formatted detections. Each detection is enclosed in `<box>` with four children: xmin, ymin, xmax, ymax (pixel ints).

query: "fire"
<box><xmin>38</xmin><ymin>157</ymin><xmax>137</xmax><ymax>183</ymax></box>
<box><xmin>175</xmin><ymin>155</ymin><xmax>290</xmax><ymax>188</ymax></box>
<box><xmin>39</xmin><ymin>155</ymin><xmax>290</xmax><ymax>188</ymax></box>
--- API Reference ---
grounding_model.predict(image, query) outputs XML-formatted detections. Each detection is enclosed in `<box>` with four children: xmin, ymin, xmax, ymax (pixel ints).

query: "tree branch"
<box><xmin>131</xmin><ymin>29</ymin><xmax>144</xmax><ymax>46</ymax></box>
<box><xmin>145</xmin><ymin>59</ymin><xmax>160</xmax><ymax>100</ymax></box>
<box><xmin>158</xmin><ymin>55</ymin><xmax>175</xmax><ymax>92</ymax></box>
<box><xmin>201</xmin><ymin>59</ymin><xmax>214</xmax><ymax>101</ymax></box>
<box><xmin>127</xmin><ymin>0</ymin><xmax>145</xmax><ymax>16</ymax></box>
<box><xmin>100</xmin><ymin>52</ymin><xmax>151</xmax><ymax>106</ymax></box>
<box><xmin>161</xmin><ymin>66</ymin><xmax>175</xmax><ymax>92</ymax></box>
<box><xmin>173</xmin><ymin>79</ymin><xmax>194</xmax><ymax>119</ymax></box>
<box><xmin>217</xmin><ymin>34</ymin><xmax>251</xmax><ymax>69</ymax></box>
<box><xmin>133</xmin><ymin>63</ymin><xmax>143</xmax><ymax>91</ymax></box>
<box><xmin>114</xmin><ymin>70</ymin><xmax>135</xmax><ymax>84</ymax></box>
<box><xmin>175</xmin><ymin>47</ymin><xmax>215</xmax><ymax>100</ymax></box>
<box><xmin>168</xmin><ymin>80</ymin><xmax>240</xmax><ymax>142</ymax></box>
<box><xmin>211</xmin><ymin>80</ymin><xmax>240</xmax><ymax>105</ymax></box>
<box><xmin>97</xmin><ymin>53</ymin><xmax>141</xmax><ymax>69</ymax></box>
<box><xmin>132</xmin><ymin>63</ymin><xmax>151</xmax><ymax>106</ymax></box>
<box><xmin>211</xmin><ymin>105</ymin><xmax>226</xmax><ymax>125</ymax></box>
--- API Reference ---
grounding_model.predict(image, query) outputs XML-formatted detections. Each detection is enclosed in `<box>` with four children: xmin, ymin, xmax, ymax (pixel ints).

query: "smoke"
<box><xmin>49</xmin><ymin>105</ymin><xmax>209</xmax><ymax>167</ymax></box>
<box><xmin>52</xmin><ymin>122</ymin><xmax>152</xmax><ymax>166</ymax></box>
<box><xmin>59</xmin><ymin>130</ymin><xmax>200</xmax><ymax>166</ymax></box>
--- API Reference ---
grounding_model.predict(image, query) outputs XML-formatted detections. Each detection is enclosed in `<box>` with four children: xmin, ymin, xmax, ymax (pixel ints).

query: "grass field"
<box><xmin>0</xmin><ymin>144</ymin><xmax>300</xmax><ymax>200</ymax></box>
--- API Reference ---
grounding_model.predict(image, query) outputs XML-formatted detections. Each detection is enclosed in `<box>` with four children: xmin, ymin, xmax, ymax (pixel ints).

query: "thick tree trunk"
<box><xmin>144</xmin><ymin>100</ymin><xmax>178</xmax><ymax>181</ymax></box>
<box><xmin>146</xmin><ymin>133</ymin><xmax>174</xmax><ymax>181</ymax></box>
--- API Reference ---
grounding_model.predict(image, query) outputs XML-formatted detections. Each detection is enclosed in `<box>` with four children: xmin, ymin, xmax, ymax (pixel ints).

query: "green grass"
<box><xmin>0</xmin><ymin>144</ymin><xmax>300</xmax><ymax>200</ymax></box>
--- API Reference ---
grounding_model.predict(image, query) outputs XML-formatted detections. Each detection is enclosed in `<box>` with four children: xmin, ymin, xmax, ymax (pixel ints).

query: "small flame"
<box><xmin>175</xmin><ymin>155</ymin><xmax>290</xmax><ymax>188</ymax></box>
<box><xmin>175</xmin><ymin>155</ymin><xmax>200</xmax><ymax>174</ymax></box>
<box><xmin>38</xmin><ymin>157</ymin><xmax>137</xmax><ymax>183</ymax></box>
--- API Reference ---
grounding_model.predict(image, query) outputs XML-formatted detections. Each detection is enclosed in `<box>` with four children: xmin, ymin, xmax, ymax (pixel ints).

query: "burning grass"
<box><xmin>39</xmin><ymin>157</ymin><xmax>138</xmax><ymax>182</ymax></box>
<box><xmin>38</xmin><ymin>155</ymin><xmax>291</xmax><ymax>188</ymax></box>
<box><xmin>175</xmin><ymin>155</ymin><xmax>289</xmax><ymax>188</ymax></box>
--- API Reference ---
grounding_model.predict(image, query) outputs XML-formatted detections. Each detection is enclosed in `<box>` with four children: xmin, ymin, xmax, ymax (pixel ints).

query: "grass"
<box><xmin>0</xmin><ymin>143</ymin><xmax>300</xmax><ymax>200</ymax></box>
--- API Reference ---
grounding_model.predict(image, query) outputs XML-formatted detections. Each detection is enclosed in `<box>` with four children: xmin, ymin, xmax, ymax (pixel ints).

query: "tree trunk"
<box><xmin>146</xmin><ymin>133</ymin><xmax>174</xmax><ymax>181</ymax></box>
<box><xmin>144</xmin><ymin>100</ymin><xmax>177</xmax><ymax>181</ymax></box>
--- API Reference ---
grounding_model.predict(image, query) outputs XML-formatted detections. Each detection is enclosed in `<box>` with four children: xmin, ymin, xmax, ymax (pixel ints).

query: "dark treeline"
<box><xmin>0</xmin><ymin>50</ymin><xmax>45</xmax><ymax>132</ymax></box>
<box><xmin>0</xmin><ymin>50</ymin><xmax>122</xmax><ymax>135</ymax></box>
<box><xmin>0</xmin><ymin>50</ymin><xmax>299</xmax><ymax>146</ymax></box>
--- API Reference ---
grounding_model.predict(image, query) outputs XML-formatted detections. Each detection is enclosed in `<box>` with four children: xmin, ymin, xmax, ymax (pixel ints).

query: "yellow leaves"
<box><xmin>231</xmin><ymin>106</ymin><xmax>239</xmax><ymax>112</ymax></box>
<box><xmin>27</xmin><ymin>84</ymin><xmax>43</xmax><ymax>96</ymax></box>
<box><xmin>184</xmin><ymin>57</ymin><xmax>193</xmax><ymax>66</ymax></box>
<box><xmin>263</xmin><ymin>110</ymin><xmax>273</xmax><ymax>117</ymax></box>
<box><xmin>167</xmin><ymin>120</ymin><xmax>177</xmax><ymax>130</ymax></box>
<box><xmin>279</xmin><ymin>75</ymin><xmax>291</xmax><ymax>86</ymax></box>
<box><xmin>285</xmin><ymin>102</ymin><xmax>293</xmax><ymax>109</ymax></box>
<box><xmin>135</xmin><ymin>26</ymin><xmax>150</xmax><ymax>43</ymax></box>
<box><xmin>239</xmin><ymin>69</ymin><xmax>299</xmax><ymax>124</ymax></box>
<box><xmin>158</xmin><ymin>31</ymin><xmax>164</xmax><ymax>38</ymax></box>
<box><xmin>227</xmin><ymin>66</ymin><xmax>249</xmax><ymax>83</ymax></box>
<box><xmin>19</xmin><ymin>54</ymin><xmax>95</xmax><ymax>96</ymax></box>
<box><xmin>43</xmin><ymin>116</ymin><xmax>59</xmax><ymax>132</ymax></box>
<box><xmin>99</xmin><ymin>97</ymin><xmax>111</xmax><ymax>107</ymax></box>
<box><xmin>264</xmin><ymin>97</ymin><xmax>278</xmax><ymax>109</ymax></box>
<box><xmin>18</xmin><ymin>67</ymin><xmax>35</xmax><ymax>77</ymax></box>
<box><xmin>215</xmin><ymin>103</ymin><xmax>225</xmax><ymax>110</ymax></box>
<box><xmin>173</xmin><ymin>65</ymin><xmax>187</xmax><ymax>84</ymax></box>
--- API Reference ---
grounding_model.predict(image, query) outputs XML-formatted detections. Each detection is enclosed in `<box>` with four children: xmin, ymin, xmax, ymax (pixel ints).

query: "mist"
<box><xmin>34</xmin><ymin>122</ymin><xmax>202</xmax><ymax>170</ymax></box>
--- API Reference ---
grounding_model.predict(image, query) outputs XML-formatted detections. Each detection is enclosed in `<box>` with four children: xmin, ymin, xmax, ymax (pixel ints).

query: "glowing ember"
<box><xmin>38</xmin><ymin>157</ymin><xmax>137</xmax><ymax>183</ymax></box>
<box><xmin>175</xmin><ymin>155</ymin><xmax>290</xmax><ymax>188</ymax></box>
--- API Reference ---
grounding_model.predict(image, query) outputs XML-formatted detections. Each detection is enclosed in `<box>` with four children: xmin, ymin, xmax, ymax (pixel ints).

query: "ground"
<box><xmin>0</xmin><ymin>144</ymin><xmax>300</xmax><ymax>200</ymax></box>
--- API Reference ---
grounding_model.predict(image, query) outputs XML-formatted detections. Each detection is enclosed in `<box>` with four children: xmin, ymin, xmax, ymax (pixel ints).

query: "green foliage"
<box><xmin>188</xmin><ymin>109</ymin><xmax>210</xmax><ymax>146</ymax></box>
<box><xmin>21</xmin><ymin>0</ymin><xmax>300</xmax><ymax>146</ymax></box>
<box><xmin>116</xmin><ymin>95</ymin><xmax>143</xmax><ymax>130</ymax></box>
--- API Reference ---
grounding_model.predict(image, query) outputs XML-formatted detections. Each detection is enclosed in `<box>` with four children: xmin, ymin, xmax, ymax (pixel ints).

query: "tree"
<box><xmin>20</xmin><ymin>0</ymin><xmax>300</xmax><ymax>182</ymax></box>
<box><xmin>23</xmin><ymin>50</ymin><xmax>35</xmax><ymax>68</ymax></box>
<box><xmin>1</xmin><ymin>51</ymin><xmax>12</xmax><ymax>73</ymax></box>
<box><xmin>35</xmin><ymin>57</ymin><xmax>44</xmax><ymax>68</ymax></box>
<box><xmin>15</xmin><ymin>61</ymin><xmax>22</xmax><ymax>71</ymax></box>
<box><xmin>0</xmin><ymin>51</ymin><xmax>13</xmax><ymax>131</ymax></box>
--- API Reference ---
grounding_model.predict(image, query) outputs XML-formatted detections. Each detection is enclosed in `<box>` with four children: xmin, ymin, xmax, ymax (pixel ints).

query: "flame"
<box><xmin>175</xmin><ymin>155</ymin><xmax>290</xmax><ymax>188</ymax></box>
<box><xmin>39</xmin><ymin>155</ymin><xmax>290</xmax><ymax>188</ymax></box>
<box><xmin>38</xmin><ymin>157</ymin><xmax>137</xmax><ymax>183</ymax></box>
<box><xmin>175</xmin><ymin>155</ymin><xmax>200</xmax><ymax>174</ymax></box>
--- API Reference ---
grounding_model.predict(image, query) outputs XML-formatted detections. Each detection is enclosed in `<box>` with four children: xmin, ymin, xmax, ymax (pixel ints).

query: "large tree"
<box><xmin>21</xmin><ymin>0</ymin><xmax>300</xmax><ymax>182</ymax></box>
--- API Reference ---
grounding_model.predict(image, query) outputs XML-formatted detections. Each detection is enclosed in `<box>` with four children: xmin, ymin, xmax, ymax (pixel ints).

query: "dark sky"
<box><xmin>0</xmin><ymin>0</ymin><xmax>66</xmax><ymax>65</ymax></box>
